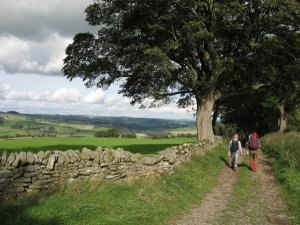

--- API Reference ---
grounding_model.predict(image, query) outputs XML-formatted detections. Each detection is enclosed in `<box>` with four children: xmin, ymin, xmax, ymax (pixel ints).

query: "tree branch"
<box><xmin>160</xmin><ymin>91</ymin><xmax>194</xmax><ymax>97</ymax></box>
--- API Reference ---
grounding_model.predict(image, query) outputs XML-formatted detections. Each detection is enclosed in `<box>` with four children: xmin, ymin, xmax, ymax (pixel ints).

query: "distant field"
<box><xmin>170</xmin><ymin>126</ymin><xmax>197</xmax><ymax>135</ymax></box>
<box><xmin>0</xmin><ymin>113</ymin><xmax>195</xmax><ymax>139</ymax></box>
<box><xmin>0</xmin><ymin>113</ymin><xmax>110</xmax><ymax>138</ymax></box>
<box><xmin>0</xmin><ymin>137</ymin><xmax>196</xmax><ymax>154</ymax></box>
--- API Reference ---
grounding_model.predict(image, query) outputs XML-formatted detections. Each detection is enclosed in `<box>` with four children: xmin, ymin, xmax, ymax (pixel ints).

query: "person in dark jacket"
<box><xmin>228</xmin><ymin>133</ymin><xmax>242</xmax><ymax>171</ymax></box>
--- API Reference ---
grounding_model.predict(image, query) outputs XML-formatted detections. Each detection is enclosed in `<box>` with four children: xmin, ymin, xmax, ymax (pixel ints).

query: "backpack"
<box><xmin>230</xmin><ymin>140</ymin><xmax>239</xmax><ymax>152</ymax></box>
<box><xmin>248</xmin><ymin>137</ymin><xmax>260</xmax><ymax>150</ymax></box>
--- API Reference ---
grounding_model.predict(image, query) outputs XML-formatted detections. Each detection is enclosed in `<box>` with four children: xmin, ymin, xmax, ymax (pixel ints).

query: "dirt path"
<box><xmin>220</xmin><ymin>153</ymin><xmax>291</xmax><ymax>225</ymax></box>
<box><xmin>172</xmin><ymin>152</ymin><xmax>291</xmax><ymax>225</ymax></box>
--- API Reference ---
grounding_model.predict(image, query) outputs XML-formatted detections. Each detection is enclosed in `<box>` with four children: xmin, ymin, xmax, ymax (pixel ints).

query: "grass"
<box><xmin>262</xmin><ymin>132</ymin><xmax>300</xmax><ymax>224</ymax></box>
<box><xmin>0</xmin><ymin>146</ymin><xmax>227</xmax><ymax>225</ymax></box>
<box><xmin>0</xmin><ymin>137</ymin><xmax>196</xmax><ymax>154</ymax></box>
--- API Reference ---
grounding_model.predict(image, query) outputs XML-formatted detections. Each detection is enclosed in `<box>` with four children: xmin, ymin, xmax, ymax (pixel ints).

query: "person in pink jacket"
<box><xmin>247</xmin><ymin>132</ymin><xmax>261</xmax><ymax>172</ymax></box>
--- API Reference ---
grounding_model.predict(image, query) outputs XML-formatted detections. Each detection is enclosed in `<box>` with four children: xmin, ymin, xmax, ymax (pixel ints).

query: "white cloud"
<box><xmin>0</xmin><ymin>34</ymin><xmax>71</xmax><ymax>75</ymax></box>
<box><xmin>0</xmin><ymin>0</ymin><xmax>94</xmax><ymax>76</ymax></box>
<box><xmin>2</xmin><ymin>85</ymin><xmax>81</xmax><ymax>103</ymax></box>
<box><xmin>0</xmin><ymin>82</ymin><xmax>194</xmax><ymax>119</ymax></box>
<box><xmin>0</xmin><ymin>0</ymin><xmax>94</xmax><ymax>41</ymax></box>
<box><xmin>48</xmin><ymin>88</ymin><xmax>81</xmax><ymax>103</ymax></box>
<box><xmin>83</xmin><ymin>90</ymin><xmax>105</xmax><ymax>104</ymax></box>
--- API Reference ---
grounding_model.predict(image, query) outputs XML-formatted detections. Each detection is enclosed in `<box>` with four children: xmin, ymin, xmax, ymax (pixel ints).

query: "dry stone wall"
<box><xmin>0</xmin><ymin>138</ymin><xmax>222</xmax><ymax>198</ymax></box>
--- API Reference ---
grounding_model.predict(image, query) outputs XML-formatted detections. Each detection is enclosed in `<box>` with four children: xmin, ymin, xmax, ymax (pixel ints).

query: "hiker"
<box><xmin>241</xmin><ymin>134</ymin><xmax>247</xmax><ymax>148</ymax></box>
<box><xmin>247</xmin><ymin>132</ymin><xmax>261</xmax><ymax>172</ymax></box>
<box><xmin>228</xmin><ymin>133</ymin><xmax>242</xmax><ymax>171</ymax></box>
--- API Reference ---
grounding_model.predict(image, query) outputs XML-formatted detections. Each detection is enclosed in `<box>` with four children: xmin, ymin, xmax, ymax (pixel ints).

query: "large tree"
<box><xmin>258</xmin><ymin>34</ymin><xmax>300</xmax><ymax>132</ymax></box>
<box><xmin>63</xmin><ymin>0</ymin><xmax>299</xmax><ymax>140</ymax></box>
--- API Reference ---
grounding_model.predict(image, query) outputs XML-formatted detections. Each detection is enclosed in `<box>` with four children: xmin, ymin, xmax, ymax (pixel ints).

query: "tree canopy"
<box><xmin>63</xmin><ymin>0</ymin><xmax>300</xmax><ymax>140</ymax></box>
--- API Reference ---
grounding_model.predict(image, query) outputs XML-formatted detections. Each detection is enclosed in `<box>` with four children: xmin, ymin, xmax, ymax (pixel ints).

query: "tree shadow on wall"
<box><xmin>0</xmin><ymin>196</ymin><xmax>61</xmax><ymax>225</ymax></box>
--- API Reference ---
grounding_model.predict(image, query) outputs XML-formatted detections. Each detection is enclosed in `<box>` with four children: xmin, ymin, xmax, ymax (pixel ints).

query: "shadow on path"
<box><xmin>220</xmin><ymin>156</ymin><xmax>252</xmax><ymax>171</ymax></box>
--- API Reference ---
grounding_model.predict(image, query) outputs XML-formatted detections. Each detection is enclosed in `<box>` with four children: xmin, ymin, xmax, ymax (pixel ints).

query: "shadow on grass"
<box><xmin>116</xmin><ymin>144</ymin><xmax>176</xmax><ymax>154</ymax></box>
<box><xmin>0</xmin><ymin>196</ymin><xmax>61</xmax><ymax>225</ymax></box>
<box><xmin>1</xmin><ymin>145</ymin><xmax>98</xmax><ymax>153</ymax></box>
<box><xmin>1</xmin><ymin>144</ymin><xmax>176</xmax><ymax>155</ymax></box>
<box><xmin>238</xmin><ymin>162</ymin><xmax>252</xmax><ymax>170</ymax></box>
<box><xmin>220</xmin><ymin>156</ymin><xmax>231</xmax><ymax>168</ymax></box>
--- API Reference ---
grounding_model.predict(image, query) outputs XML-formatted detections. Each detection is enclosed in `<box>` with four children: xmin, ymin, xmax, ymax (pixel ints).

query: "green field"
<box><xmin>0</xmin><ymin>137</ymin><xmax>196</xmax><ymax>154</ymax></box>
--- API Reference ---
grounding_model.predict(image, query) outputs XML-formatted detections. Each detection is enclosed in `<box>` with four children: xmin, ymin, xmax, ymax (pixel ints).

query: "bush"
<box><xmin>95</xmin><ymin>128</ymin><xmax>120</xmax><ymax>138</ymax></box>
<box><xmin>121</xmin><ymin>133</ymin><xmax>137</xmax><ymax>138</ymax></box>
<box><xmin>177</xmin><ymin>133</ymin><xmax>196</xmax><ymax>138</ymax></box>
<box><xmin>262</xmin><ymin>132</ymin><xmax>300</xmax><ymax>224</ymax></box>
<box><xmin>146</xmin><ymin>131</ymin><xmax>172</xmax><ymax>139</ymax></box>
<box><xmin>10</xmin><ymin>123</ymin><xmax>23</xmax><ymax>129</ymax></box>
<box><xmin>0</xmin><ymin>116</ymin><xmax>4</xmax><ymax>125</ymax></box>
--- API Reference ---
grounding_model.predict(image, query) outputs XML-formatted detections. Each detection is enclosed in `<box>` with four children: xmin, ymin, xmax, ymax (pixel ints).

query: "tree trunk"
<box><xmin>278</xmin><ymin>103</ymin><xmax>287</xmax><ymax>132</ymax></box>
<box><xmin>196</xmin><ymin>97</ymin><xmax>215</xmax><ymax>141</ymax></box>
<box><xmin>212</xmin><ymin>102</ymin><xmax>220</xmax><ymax>134</ymax></box>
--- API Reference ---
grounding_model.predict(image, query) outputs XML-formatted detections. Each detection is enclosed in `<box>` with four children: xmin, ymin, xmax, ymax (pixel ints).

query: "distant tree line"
<box><xmin>95</xmin><ymin>128</ymin><xmax>137</xmax><ymax>138</ymax></box>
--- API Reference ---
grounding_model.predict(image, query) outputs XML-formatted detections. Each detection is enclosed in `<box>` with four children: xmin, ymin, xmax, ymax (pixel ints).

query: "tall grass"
<box><xmin>263</xmin><ymin>132</ymin><xmax>300</xmax><ymax>169</ymax></box>
<box><xmin>262</xmin><ymin>132</ymin><xmax>300</xmax><ymax>224</ymax></box>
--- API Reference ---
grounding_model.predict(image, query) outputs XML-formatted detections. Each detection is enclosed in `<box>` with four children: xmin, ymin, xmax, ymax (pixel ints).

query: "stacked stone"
<box><xmin>0</xmin><ymin>138</ymin><xmax>221</xmax><ymax>198</ymax></box>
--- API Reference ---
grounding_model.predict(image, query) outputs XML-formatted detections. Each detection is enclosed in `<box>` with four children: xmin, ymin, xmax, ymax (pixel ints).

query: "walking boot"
<box><xmin>253</xmin><ymin>163</ymin><xmax>257</xmax><ymax>172</ymax></box>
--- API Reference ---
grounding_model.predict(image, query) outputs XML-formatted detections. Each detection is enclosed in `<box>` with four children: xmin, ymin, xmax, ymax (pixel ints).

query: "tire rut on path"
<box><xmin>172</xmin><ymin>156</ymin><xmax>242</xmax><ymax>225</ymax></box>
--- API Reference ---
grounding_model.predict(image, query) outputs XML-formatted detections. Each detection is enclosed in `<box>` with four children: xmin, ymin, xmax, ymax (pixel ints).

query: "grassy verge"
<box><xmin>263</xmin><ymin>132</ymin><xmax>300</xmax><ymax>224</ymax></box>
<box><xmin>0</xmin><ymin>146</ymin><xmax>226</xmax><ymax>225</ymax></box>
<box><xmin>0</xmin><ymin>137</ymin><xmax>196</xmax><ymax>154</ymax></box>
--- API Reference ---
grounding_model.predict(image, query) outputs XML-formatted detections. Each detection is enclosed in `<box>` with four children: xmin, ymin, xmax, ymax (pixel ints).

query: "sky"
<box><xmin>0</xmin><ymin>0</ymin><xmax>194</xmax><ymax>120</ymax></box>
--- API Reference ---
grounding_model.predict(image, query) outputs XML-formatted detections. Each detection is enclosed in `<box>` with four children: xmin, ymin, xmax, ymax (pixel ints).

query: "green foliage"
<box><xmin>121</xmin><ymin>133</ymin><xmax>137</xmax><ymax>138</ymax></box>
<box><xmin>63</xmin><ymin>0</ymin><xmax>300</xmax><ymax>140</ymax></box>
<box><xmin>63</xmin><ymin>0</ymin><xmax>297</xmax><ymax>104</ymax></box>
<box><xmin>220</xmin><ymin>93</ymin><xmax>280</xmax><ymax>135</ymax></box>
<box><xmin>289</xmin><ymin>105</ymin><xmax>300</xmax><ymax>130</ymax></box>
<box><xmin>176</xmin><ymin>133</ymin><xmax>196</xmax><ymax>138</ymax></box>
<box><xmin>146</xmin><ymin>131</ymin><xmax>172</xmax><ymax>139</ymax></box>
<box><xmin>95</xmin><ymin>128</ymin><xmax>120</xmax><ymax>138</ymax></box>
<box><xmin>10</xmin><ymin>123</ymin><xmax>23</xmax><ymax>129</ymax></box>
<box><xmin>0</xmin><ymin>147</ymin><xmax>226</xmax><ymax>225</ymax></box>
<box><xmin>262</xmin><ymin>132</ymin><xmax>300</xmax><ymax>223</ymax></box>
<box><xmin>0</xmin><ymin>116</ymin><xmax>4</xmax><ymax>125</ymax></box>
